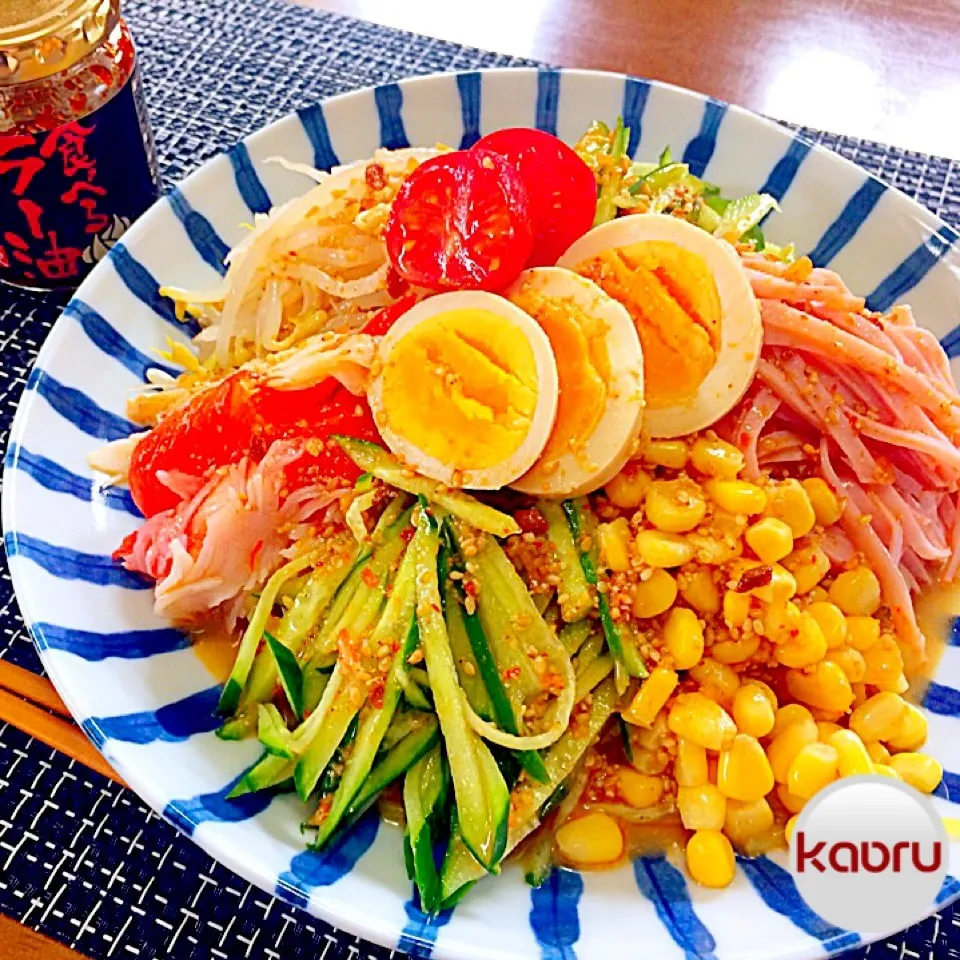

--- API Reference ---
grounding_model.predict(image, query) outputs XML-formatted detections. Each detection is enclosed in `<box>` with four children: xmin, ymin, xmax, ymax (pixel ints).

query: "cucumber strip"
<box><xmin>219</xmin><ymin>549</ymin><xmax>320</xmax><ymax>715</ymax></box>
<box><xmin>540</xmin><ymin>502</ymin><xmax>593</xmax><ymax>623</ymax></box>
<box><xmin>444</xmin><ymin>581</ymin><xmax>493</xmax><ymax>719</ymax></box>
<box><xmin>334</xmin><ymin>437</ymin><xmax>520</xmax><ymax>538</ymax></box>
<box><xmin>257</xmin><ymin>703</ymin><xmax>296</xmax><ymax>758</ymax></box>
<box><xmin>300</xmin><ymin>666</ymin><xmax>331</xmax><ymax>718</ymax></box>
<box><xmin>573</xmin><ymin>631</ymin><xmax>605</xmax><ymax>675</ymax></box>
<box><xmin>228</xmin><ymin>752</ymin><xmax>295</xmax><ymax>798</ymax></box>
<box><xmin>404</xmin><ymin>745</ymin><xmax>450</xmax><ymax>912</ymax></box>
<box><xmin>381</xmin><ymin>709</ymin><xmax>434</xmax><ymax>752</ymax></box>
<box><xmin>559</xmin><ymin>621</ymin><xmax>594</xmax><ymax>657</ymax></box>
<box><xmin>413</xmin><ymin>513</ymin><xmax>509</xmax><ymax>872</ymax></box>
<box><xmin>521</xmin><ymin>830</ymin><xmax>553</xmax><ymax>888</ymax></box>
<box><xmin>265</xmin><ymin>632</ymin><xmax>304</xmax><ymax>719</ymax></box>
<box><xmin>310</xmin><ymin>556</ymin><xmax>418</xmax><ymax>846</ymax></box>
<box><xmin>562</xmin><ymin>499</ymin><xmax>647</xmax><ymax>683</ymax></box>
<box><xmin>340</xmin><ymin>714</ymin><xmax>440</xmax><ymax>825</ymax></box>
<box><xmin>216</xmin><ymin>709</ymin><xmax>257</xmax><ymax>741</ymax></box>
<box><xmin>443</xmin><ymin>523</ymin><xmax>548</xmax><ymax>783</ymax></box>
<box><xmin>241</xmin><ymin>536</ymin><xmax>357</xmax><ymax>709</ymax></box>
<box><xmin>574</xmin><ymin>654</ymin><xmax>614</xmax><ymax>702</ymax></box>
<box><xmin>440</xmin><ymin>679</ymin><xmax>619</xmax><ymax>903</ymax></box>
<box><xmin>317</xmin><ymin>713</ymin><xmax>359</xmax><ymax>797</ymax></box>
<box><xmin>394</xmin><ymin>617</ymin><xmax>433</xmax><ymax>710</ymax></box>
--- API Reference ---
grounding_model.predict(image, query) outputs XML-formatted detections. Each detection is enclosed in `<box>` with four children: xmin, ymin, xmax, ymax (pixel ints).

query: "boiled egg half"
<box><xmin>507</xmin><ymin>268</ymin><xmax>644</xmax><ymax>498</ymax></box>
<box><xmin>558</xmin><ymin>214</ymin><xmax>762</xmax><ymax>438</ymax></box>
<box><xmin>368</xmin><ymin>292</ymin><xmax>559</xmax><ymax>489</ymax></box>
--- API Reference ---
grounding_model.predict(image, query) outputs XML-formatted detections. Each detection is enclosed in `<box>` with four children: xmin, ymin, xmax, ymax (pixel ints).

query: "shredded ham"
<box><xmin>733</xmin><ymin>253</ymin><xmax>960</xmax><ymax>661</ymax></box>
<box><xmin>115</xmin><ymin>440</ymin><xmax>345</xmax><ymax>621</ymax></box>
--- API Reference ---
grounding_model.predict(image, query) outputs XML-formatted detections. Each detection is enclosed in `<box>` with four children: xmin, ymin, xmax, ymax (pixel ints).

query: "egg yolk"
<box><xmin>378</xmin><ymin>308</ymin><xmax>539</xmax><ymax>470</ymax></box>
<box><xmin>509</xmin><ymin>283</ymin><xmax>610</xmax><ymax>474</ymax></box>
<box><xmin>577</xmin><ymin>241</ymin><xmax>721</xmax><ymax>409</ymax></box>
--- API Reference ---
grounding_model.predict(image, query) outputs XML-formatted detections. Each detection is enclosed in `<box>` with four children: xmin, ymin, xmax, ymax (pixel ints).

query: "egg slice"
<box><xmin>506</xmin><ymin>268</ymin><xmax>644</xmax><ymax>498</ymax></box>
<box><xmin>558</xmin><ymin>214</ymin><xmax>762</xmax><ymax>438</ymax></box>
<box><xmin>368</xmin><ymin>291</ymin><xmax>559</xmax><ymax>489</ymax></box>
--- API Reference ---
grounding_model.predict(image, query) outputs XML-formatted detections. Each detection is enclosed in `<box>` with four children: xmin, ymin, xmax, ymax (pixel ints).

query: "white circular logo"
<box><xmin>790</xmin><ymin>776</ymin><xmax>948</xmax><ymax>934</ymax></box>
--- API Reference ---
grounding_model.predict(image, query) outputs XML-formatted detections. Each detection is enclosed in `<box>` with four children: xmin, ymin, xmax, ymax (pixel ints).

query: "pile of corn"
<box><xmin>554</xmin><ymin>434</ymin><xmax>943</xmax><ymax>888</ymax></box>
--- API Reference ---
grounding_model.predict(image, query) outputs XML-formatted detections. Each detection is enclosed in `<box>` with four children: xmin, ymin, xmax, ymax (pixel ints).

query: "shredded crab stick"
<box><xmin>730</xmin><ymin>253</ymin><xmax>960</xmax><ymax>662</ymax></box>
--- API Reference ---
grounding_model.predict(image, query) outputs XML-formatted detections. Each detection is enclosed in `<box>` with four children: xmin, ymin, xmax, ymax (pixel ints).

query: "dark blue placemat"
<box><xmin>2</xmin><ymin>0</ymin><xmax>960</xmax><ymax>957</ymax></box>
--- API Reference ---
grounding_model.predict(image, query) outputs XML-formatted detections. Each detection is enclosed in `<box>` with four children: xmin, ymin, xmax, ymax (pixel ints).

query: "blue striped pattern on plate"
<box><xmin>4</xmin><ymin>65</ymin><xmax>960</xmax><ymax>960</ymax></box>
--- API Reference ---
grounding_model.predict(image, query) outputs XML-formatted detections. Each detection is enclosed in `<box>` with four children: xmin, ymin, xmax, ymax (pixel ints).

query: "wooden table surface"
<box><xmin>6</xmin><ymin>1</ymin><xmax>959</xmax><ymax>957</ymax></box>
<box><xmin>307</xmin><ymin>0</ymin><xmax>960</xmax><ymax>160</ymax></box>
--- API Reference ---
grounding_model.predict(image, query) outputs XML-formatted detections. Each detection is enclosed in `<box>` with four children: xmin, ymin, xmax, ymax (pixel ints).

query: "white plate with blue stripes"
<box><xmin>4</xmin><ymin>68</ymin><xmax>960</xmax><ymax>960</ymax></box>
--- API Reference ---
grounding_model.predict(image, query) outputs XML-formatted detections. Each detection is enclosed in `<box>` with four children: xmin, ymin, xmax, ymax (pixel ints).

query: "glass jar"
<box><xmin>0</xmin><ymin>0</ymin><xmax>161</xmax><ymax>290</ymax></box>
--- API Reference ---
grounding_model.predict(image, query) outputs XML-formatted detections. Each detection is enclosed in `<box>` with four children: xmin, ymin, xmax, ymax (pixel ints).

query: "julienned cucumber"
<box><xmin>540</xmin><ymin>502</ymin><xmax>592</xmax><ymax>623</ymax></box>
<box><xmin>561</xmin><ymin>499</ymin><xmax>647</xmax><ymax>683</ymax></box>
<box><xmin>440</xmin><ymin>679</ymin><xmax>619</xmax><ymax>905</ymax></box>
<box><xmin>333</xmin><ymin>437</ymin><xmax>520</xmax><ymax>538</ymax></box>
<box><xmin>413</xmin><ymin>511</ymin><xmax>509</xmax><ymax>872</ymax></box>
<box><xmin>404</xmin><ymin>744</ymin><xmax>450</xmax><ymax>912</ymax></box>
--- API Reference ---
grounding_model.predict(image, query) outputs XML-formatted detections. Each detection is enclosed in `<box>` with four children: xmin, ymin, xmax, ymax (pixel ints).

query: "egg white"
<box><xmin>368</xmin><ymin>291</ymin><xmax>560</xmax><ymax>489</ymax></box>
<box><xmin>507</xmin><ymin>268</ymin><xmax>644</xmax><ymax>498</ymax></box>
<box><xmin>558</xmin><ymin>214</ymin><xmax>762</xmax><ymax>438</ymax></box>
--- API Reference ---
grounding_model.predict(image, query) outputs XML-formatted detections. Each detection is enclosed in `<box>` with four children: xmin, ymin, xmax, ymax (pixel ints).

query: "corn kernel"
<box><xmin>801</xmin><ymin>478</ymin><xmax>843</xmax><ymax>526</ymax></box>
<box><xmin>718</xmin><ymin>734</ymin><xmax>775</xmax><ymax>801</ymax></box>
<box><xmin>618</xmin><ymin>769</ymin><xmax>665</xmax><ymax>808</ymax></box>
<box><xmin>845</xmin><ymin>616</ymin><xmax>881</xmax><ymax>651</ymax></box>
<box><xmin>635</xmin><ymin>530</ymin><xmax>694</xmax><ymax>568</ymax></box>
<box><xmin>749</xmin><ymin>679</ymin><xmax>779</xmax><ymax>711</ymax></box>
<box><xmin>887</xmin><ymin>703</ymin><xmax>929</xmax><ymax>752</ymax></box>
<box><xmin>782</xmin><ymin>544</ymin><xmax>830</xmax><ymax>595</ymax></box>
<box><xmin>807</xmin><ymin>601</ymin><xmax>847</xmax><ymax>648</ymax></box>
<box><xmin>690</xmin><ymin>437</ymin><xmax>745</xmax><ymax>479</ymax></box>
<box><xmin>605</xmin><ymin>467</ymin><xmax>651</xmax><ymax>509</ymax></box>
<box><xmin>786</xmin><ymin>661</ymin><xmax>854</xmax><ymax>713</ymax></box>
<box><xmin>880</xmin><ymin>672</ymin><xmax>909</xmax><ymax>695</ymax></box>
<box><xmin>746</xmin><ymin>517</ymin><xmax>794</xmax><ymax>564</ymax></box>
<box><xmin>680</xmin><ymin>568</ymin><xmax>721</xmax><ymax>614</ymax></box>
<box><xmin>623</xmin><ymin>667</ymin><xmax>679</xmax><ymax>727</ymax></box>
<box><xmin>732</xmin><ymin>685</ymin><xmax>776</xmax><ymax>738</ymax></box>
<box><xmin>867</xmin><ymin>741</ymin><xmax>891</xmax><ymax>765</ymax></box>
<box><xmin>828</xmin><ymin>729</ymin><xmax>873</xmax><ymax>777</ymax></box>
<box><xmin>686</xmin><ymin>830</ymin><xmax>736</xmax><ymax>888</ymax></box>
<box><xmin>826</xmin><ymin>645</ymin><xmax>866</xmax><ymax>683</ymax></box>
<box><xmin>667</xmin><ymin>692</ymin><xmax>737</xmax><ymax>752</ymax></box>
<box><xmin>768</xmin><ymin>718</ymin><xmax>819</xmax><ymax>783</ymax></box>
<box><xmin>678</xmin><ymin>784</ymin><xmax>727</xmax><ymax>830</ymax></box>
<box><xmin>764</xmin><ymin>479</ymin><xmax>816</xmax><ymax>537</ymax></box>
<box><xmin>598</xmin><ymin>518</ymin><xmax>631</xmax><ymax>572</ymax></box>
<box><xmin>724</xmin><ymin>797</ymin><xmax>775</xmax><ymax>848</ymax></box>
<box><xmin>829</xmin><ymin>567</ymin><xmax>881</xmax><ymax>616</ymax></box>
<box><xmin>785</xmin><ymin>814</ymin><xmax>799</xmax><ymax>843</ymax></box>
<box><xmin>849</xmin><ymin>691</ymin><xmax>907</xmax><ymax>742</ymax></box>
<box><xmin>817</xmin><ymin>720</ymin><xmax>843</xmax><ymax>741</ymax></box>
<box><xmin>788</xmin><ymin>742</ymin><xmax>838</xmax><ymax>799</ymax></box>
<box><xmin>764</xmin><ymin>600</ymin><xmax>802</xmax><ymax>644</ymax></box>
<box><xmin>555</xmin><ymin>812</ymin><xmax>624</xmax><ymax>865</ymax></box>
<box><xmin>689</xmin><ymin>658</ymin><xmax>740</xmax><ymax>705</ymax></box>
<box><xmin>749</xmin><ymin>563</ymin><xmax>798</xmax><ymax>604</ymax></box>
<box><xmin>664</xmin><ymin>607</ymin><xmax>705</xmax><ymax>669</ymax></box>
<box><xmin>889</xmin><ymin>753</ymin><xmax>943</xmax><ymax>794</ymax></box>
<box><xmin>632</xmin><ymin>569</ymin><xmax>678</xmax><ymax>619</ymax></box>
<box><xmin>775</xmin><ymin>613</ymin><xmax>827</xmax><ymax>668</ymax></box>
<box><xmin>711</xmin><ymin>633</ymin><xmax>761</xmax><ymax>665</ymax></box>
<box><xmin>723</xmin><ymin>590</ymin><xmax>752</xmax><ymax>628</ymax></box>
<box><xmin>771</xmin><ymin>703</ymin><xmax>816</xmax><ymax>740</ymax></box>
<box><xmin>862</xmin><ymin>637</ymin><xmax>904</xmax><ymax>688</ymax></box>
<box><xmin>676</xmin><ymin>737</ymin><xmax>708</xmax><ymax>787</ymax></box>
<box><xmin>645</xmin><ymin>479</ymin><xmax>707</xmax><ymax>534</ymax></box>
<box><xmin>688</xmin><ymin>529</ymin><xmax>744</xmax><ymax>566</ymax></box>
<box><xmin>704</xmin><ymin>479</ymin><xmax>767</xmax><ymax>516</ymax></box>
<box><xmin>643</xmin><ymin>438</ymin><xmax>689</xmax><ymax>470</ymax></box>
<box><xmin>776</xmin><ymin>782</ymin><xmax>807</xmax><ymax>814</ymax></box>
<box><xmin>873</xmin><ymin>762</ymin><xmax>900</xmax><ymax>779</ymax></box>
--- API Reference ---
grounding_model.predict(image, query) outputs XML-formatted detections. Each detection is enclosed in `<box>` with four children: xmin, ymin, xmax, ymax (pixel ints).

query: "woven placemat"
<box><xmin>2</xmin><ymin>0</ymin><xmax>960</xmax><ymax>957</ymax></box>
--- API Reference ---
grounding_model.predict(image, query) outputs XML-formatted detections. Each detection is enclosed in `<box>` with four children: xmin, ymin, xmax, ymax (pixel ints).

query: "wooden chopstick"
<box><xmin>0</xmin><ymin>660</ymin><xmax>70</xmax><ymax>717</ymax></box>
<box><xmin>0</xmin><ymin>662</ymin><xmax>126</xmax><ymax>786</ymax></box>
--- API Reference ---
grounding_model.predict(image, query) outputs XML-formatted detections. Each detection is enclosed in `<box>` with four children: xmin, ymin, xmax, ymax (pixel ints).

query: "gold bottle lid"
<box><xmin>0</xmin><ymin>0</ymin><xmax>119</xmax><ymax>85</ymax></box>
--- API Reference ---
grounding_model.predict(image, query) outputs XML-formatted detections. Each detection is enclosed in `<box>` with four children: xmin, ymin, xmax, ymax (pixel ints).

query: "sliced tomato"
<box><xmin>384</xmin><ymin>150</ymin><xmax>534</xmax><ymax>292</ymax></box>
<box><xmin>473</xmin><ymin>128</ymin><xmax>597</xmax><ymax>267</ymax></box>
<box><xmin>361</xmin><ymin>294</ymin><xmax>418</xmax><ymax>337</ymax></box>
<box><xmin>128</xmin><ymin>373</ymin><xmax>379</xmax><ymax>516</ymax></box>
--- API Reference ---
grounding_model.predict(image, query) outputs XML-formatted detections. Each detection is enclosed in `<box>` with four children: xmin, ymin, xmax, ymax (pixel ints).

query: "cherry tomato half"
<box><xmin>473</xmin><ymin>128</ymin><xmax>597</xmax><ymax>267</ymax></box>
<box><xmin>384</xmin><ymin>149</ymin><xmax>534</xmax><ymax>292</ymax></box>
